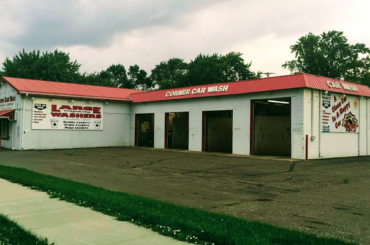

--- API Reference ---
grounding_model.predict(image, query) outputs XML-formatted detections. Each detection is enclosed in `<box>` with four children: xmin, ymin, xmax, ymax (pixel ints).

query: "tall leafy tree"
<box><xmin>128</xmin><ymin>65</ymin><xmax>153</xmax><ymax>90</ymax></box>
<box><xmin>1</xmin><ymin>49</ymin><xmax>81</xmax><ymax>82</ymax></box>
<box><xmin>151</xmin><ymin>58</ymin><xmax>188</xmax><ymax>89</ymax></box>
<box><xmin>77</xmin><ymin>64</ymin><xmax>133</xmax><ymax>88</ymax></box>
<box><xmin>282</xmin><ymin>30</ymin><xmax>370</xmax><ymax>84</ymax></box>
<box><xmin>183</xmin><ymin>52</ymin><xmax>261</xmax><ymax>87</ymax></box>
<box><xmin>102</xmin><ymin>64</ymin><xmax>130</xmax><ymax>88</ymax></box>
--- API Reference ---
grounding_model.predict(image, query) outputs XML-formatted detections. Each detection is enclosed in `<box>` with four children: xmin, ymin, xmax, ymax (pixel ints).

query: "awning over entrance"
<box><xmin>0</xmin><ymin>110</ymin><xmax>15</xmax><ymax>120</ymax></box>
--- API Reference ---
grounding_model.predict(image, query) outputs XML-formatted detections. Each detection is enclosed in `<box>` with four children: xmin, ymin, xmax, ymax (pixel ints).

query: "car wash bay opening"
<box><xmin>135</xmin><ymin>114</ymin><xmax>154</xmax><ymax>147</ymax></box>
<box><xmin>203</xmin><ymin>110</ymin><xmax>233</xmax><ymax>153</ymax></box>
<box><xmin>165</xmin><ymin>112</ymin><xmax>189</xmax><ymax>150</ymax></box>
<box><xmin>251</xmin><ymin>98</ymin><xmax>291</xmax><ymax>157</ymax></box>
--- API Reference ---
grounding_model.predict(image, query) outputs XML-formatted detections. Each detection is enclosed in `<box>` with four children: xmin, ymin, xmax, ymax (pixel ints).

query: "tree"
<box><xmin>101</xmin><ymin>64</ymin><xmax>131</xmax><ymax>88</ymax></box>
<box><xmin>282</xmin><ymin>30</ymin><xmax>370</xmax><ymax>84</ymax></box>
<box><xmin>1</xmin><ymin>49</ymin><xmax>81</xmax><ymax>83</ymax></box>
<box><xmin>150</xmin><ymin>58</ymin><xmax>188</xmax><ymax>89</ymax></box>
<box><xmin>76</xmin><ymin>64</ymin><xmax>134</xmax><ymax>88</ymax></box>
<box><xmin>128</xmin><ymin>65</ymin><xmax>153</xmax><ymax>90</ymax></box>
<box><xmin>183</xmin><ymin>52</ymin><xmax>261</xmax><ymax>87</ymax></box>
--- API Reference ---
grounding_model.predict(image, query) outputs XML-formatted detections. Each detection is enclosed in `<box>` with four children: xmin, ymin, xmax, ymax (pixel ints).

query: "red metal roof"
<box><xmin>0</xmin><ymin>109</ymin><xmax>15</xmax><ymax>119</ymax></box>
<box><xmin>1</xmin><ymin>77</ymin><xmax>144</xmax><ymax>101</ymax></box>
<box><xmin>130</xmin><ymin>73</ymin><xmax>370</xmax><ymax>103</ymax></box>
<box><xmin>3</xmin><ymin>74</ymin><xmax>370</xmax><ymax>103</ymax></box>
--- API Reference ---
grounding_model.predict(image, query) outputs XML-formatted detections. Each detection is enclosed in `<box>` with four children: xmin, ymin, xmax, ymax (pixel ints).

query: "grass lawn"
<box><xmin>0</xmin><ymin>213</ymin><xmax>53</xmax><ymax>245</ymax></box>
<box><xmin>0</xmin><ymin>165</ymin><xmax>355</xmax><ymax>245</ymax></box>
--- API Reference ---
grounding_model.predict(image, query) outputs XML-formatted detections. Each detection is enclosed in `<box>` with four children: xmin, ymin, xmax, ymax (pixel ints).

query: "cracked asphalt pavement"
<box><xmin>0</xmin><ymin>147</ymin><xmax>369</xmax><ymax>244</ymax></box>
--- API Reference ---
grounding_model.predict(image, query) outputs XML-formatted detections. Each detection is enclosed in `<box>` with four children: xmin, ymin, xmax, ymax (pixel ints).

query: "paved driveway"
<box><xmin>0</xmin><ymin>147</ymin><xmax>369</xmax><ymax>244</ymax></box>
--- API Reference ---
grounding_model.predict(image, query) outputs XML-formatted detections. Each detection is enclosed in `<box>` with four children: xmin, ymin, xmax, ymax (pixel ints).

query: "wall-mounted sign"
<box><xmin>32</xmin><ymin>99</ymin><xmax>103</xmax><ymax>130</ymax></box>
<box><xmin>165</xmin><ymin>85</ymin><xmax>229</xmax><ymax>98</ymax></box>
<box><xmin>327</xmin><ymin>81</ymin><xmax>358</xmax><ymax>92</ymax></box>
<box><xmin>0</xmin><ymin>96</ymin><xmax>16</xmax><ymax>110</ymax></box>
<box><xmin>320</xmin><ymin>92</ymin><xmax>359</xmax><ymax>133</ymax></box>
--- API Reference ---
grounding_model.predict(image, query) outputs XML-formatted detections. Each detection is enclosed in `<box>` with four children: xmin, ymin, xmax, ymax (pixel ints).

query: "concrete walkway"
<box><xmin>0</xmin><ymin>178</ymin><xmax>187</xmax><ymax>245</ymax></box>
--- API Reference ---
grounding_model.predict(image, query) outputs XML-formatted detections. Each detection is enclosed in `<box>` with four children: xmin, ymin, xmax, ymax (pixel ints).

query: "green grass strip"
<box><xmin>0</xmin><ymin>213</ymin><xmax>53</xmax><ymax>245</ymax></box>
<box><xmin>0</xmin><ymin>165</ymin><xmax>354</xmax><ymax>245</ymax></box>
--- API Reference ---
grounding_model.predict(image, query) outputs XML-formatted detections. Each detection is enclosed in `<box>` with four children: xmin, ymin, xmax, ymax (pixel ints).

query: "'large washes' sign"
<box><xmin>320</xmin><ymin>92</ymin><xmax>359</xmax><ymax>133</ymax></box>
<box><xmin>32</xmin><ymin>99</ymin><xmax>103</xmax><ymax>130</ymax></box>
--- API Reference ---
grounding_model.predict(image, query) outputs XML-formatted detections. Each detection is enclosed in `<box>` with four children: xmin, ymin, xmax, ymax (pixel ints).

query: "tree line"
<box><xmin>1</xmin><ymin>30</ymin><xmax>369</xmax><ymax>90</ymax></box>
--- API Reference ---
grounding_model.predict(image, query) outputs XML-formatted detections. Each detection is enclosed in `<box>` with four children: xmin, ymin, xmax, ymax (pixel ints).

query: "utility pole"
<box><xmin>262</xmin><ymin>72</ymin><xmax>275</xmax><ymax>78</ymax></box>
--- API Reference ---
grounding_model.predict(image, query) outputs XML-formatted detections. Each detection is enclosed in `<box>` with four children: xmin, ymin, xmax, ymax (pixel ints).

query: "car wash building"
<box><xmin>1</xmin><ymin>73</ymin><xmax>370</xmax><ymax>160</ymax></box>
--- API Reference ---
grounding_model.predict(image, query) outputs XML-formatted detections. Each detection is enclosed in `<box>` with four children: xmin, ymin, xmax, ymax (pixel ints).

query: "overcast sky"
<box><xmin>1</xmin><ymin>0</ymin><xmax>369</xmax><ymax>78</ymax></box>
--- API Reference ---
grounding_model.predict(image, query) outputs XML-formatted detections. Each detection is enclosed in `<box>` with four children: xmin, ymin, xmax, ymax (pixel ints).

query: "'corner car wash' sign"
<box><xmin>165</xmin><ymin>85</ymin><xmax>229</xmax><ymax>98</ymax></box>
<box><xmin>32</xmin><ymin>99</ymin><xmax>103</xmax><ymax>130</ymax></box>
<box><xmin>321</xmin><ymin>92</ymin><xmax>359</xmax><ymax>133</ymax></box>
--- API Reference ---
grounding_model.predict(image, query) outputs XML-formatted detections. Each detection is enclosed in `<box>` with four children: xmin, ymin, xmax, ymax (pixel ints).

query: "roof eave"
<box><xmin>18</xmin><ymin>91</ymin><xmax>133</xmax><ymax>102</ymax></box>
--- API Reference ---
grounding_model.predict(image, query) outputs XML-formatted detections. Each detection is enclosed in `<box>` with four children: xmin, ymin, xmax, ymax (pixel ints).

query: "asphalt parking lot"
<box><xmin>0</xmin><ymin>147</ymin><xmax>369</xmax><ymax>244</ymax></box>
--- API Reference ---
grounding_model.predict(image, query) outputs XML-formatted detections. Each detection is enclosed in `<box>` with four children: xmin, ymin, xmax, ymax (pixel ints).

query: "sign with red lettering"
<box><xmin>0</xmin><ymin>84</ymin><xmax>16</xmax><ymax>110</ymax></box>
<box><xmin>321</xmin><ymin>92</ymin><xmax>359</xmax><ymax>133</ymax></box>
<box><xmin>32</xmin><ymin>99</ymin><xmax>103</xmax><ymax>130</ymax></box>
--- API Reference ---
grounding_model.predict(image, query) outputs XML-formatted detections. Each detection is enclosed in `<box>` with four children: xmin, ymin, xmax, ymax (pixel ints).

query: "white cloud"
<box><xmin>1</xmin><ymin>0</ymin><xmax>370</xmax><ymax>78</ymax></box>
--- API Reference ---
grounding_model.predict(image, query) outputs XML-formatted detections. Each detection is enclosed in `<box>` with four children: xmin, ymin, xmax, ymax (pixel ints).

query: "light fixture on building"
<box><xmin>106</xmin><ymin>102</ymin><xmax>109</xmax><ymax>105</ymax></box>
<box><xmin>324</xmin><ymin>91</ymin><xmax>329</xmax><ymax>95</ymax></box>
<box><xmin>31</xmin><ymin>97</ymin><xmax>34</xmax><ymax>100</ymax></box>
<box><xmin>268</xmin><ymin>100</ymin><xmax>289</xmax><ymax>104</ymax></box>
<box><xmin>70</xmin><ymin>100</ymin><xmax>74</xmax><ymax>103</ymax></box>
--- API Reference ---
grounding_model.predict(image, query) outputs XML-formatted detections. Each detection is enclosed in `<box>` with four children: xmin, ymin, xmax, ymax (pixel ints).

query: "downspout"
<box><xmin>310</xmin><ymin>89</ymin><xmax>314</xmax><ymax>159</ymax></box>
<box><xmin>318</xmin><ymin>90</ymin><xmax>322</xmax><ymax>158</ymax></box>
<box><xmin>21</xmin><ymin>94</ymin><xmax>26</xmax><ymax>150</ymax></box>
<box><xmin>358</xmin><ymin>96</ymin><xmax>361</xmax><ymax>156</ymax></box>
<box><xmin>12</xmin><ymin>114</ymin><xmax>15</xmax><ymax>150</ymax></box>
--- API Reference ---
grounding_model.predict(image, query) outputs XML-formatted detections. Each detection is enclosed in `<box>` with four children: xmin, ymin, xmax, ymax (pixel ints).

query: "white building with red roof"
<box><xmin>1</xmin><ymin>74</ymin><xmax>369</xmax><ymax>159</ymax></box>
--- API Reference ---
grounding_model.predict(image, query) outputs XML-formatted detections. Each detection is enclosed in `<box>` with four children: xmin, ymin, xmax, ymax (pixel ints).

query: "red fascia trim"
<box><xmin>19</xmin><ymin>92</ymin><xmax>132</xmax><ymax>102</ymax></box>
<box><xmin>0</xmin><ymin>110</ymin><xmax>15</xmax><ymax>120</ymax></box>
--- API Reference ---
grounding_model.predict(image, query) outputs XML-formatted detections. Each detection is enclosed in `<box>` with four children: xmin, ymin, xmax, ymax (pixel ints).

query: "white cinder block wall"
<box><xmin>0</xmin><ymin>83</ymin><xmax>22</xmax><ymax>150</ymax></box>
<box><xmin>359</xmin><ymin>97</ymin><xmax>367</xmax><ymax>156</ymax></box>
<box><xmin>307</xmin><ymin>90</ymin><xmax>367</xmax><ymax>159</ymax></box>
<box><xmin>307</xmin><ymin>90</ymin><xmax>320</xmax><ymax>159</ymax></box>
<box><xmin>368</xmin><ymin>98</ymin><xmax>370</xmax><ymax>155</ymax></box>
<box><xmin>21</xmin><ymin>97</ymin><xmax>132</xmax><ymax>150</ymax></box>
<box><xmin>131</xmin><ymin>89</ymin><xmax>304</xmax><ymax>158</ymax></box>
<box><xmin>189</xmin><ymin>111</ymin><xmax>202</xmax><ymax>151</ymax></box>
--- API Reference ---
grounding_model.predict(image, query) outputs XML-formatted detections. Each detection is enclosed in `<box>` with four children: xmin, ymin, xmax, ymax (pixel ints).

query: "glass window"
<box><xmin>0</xmin><ymin>120</ymin><xmax>10</xmax><ymax>139</ymax></box>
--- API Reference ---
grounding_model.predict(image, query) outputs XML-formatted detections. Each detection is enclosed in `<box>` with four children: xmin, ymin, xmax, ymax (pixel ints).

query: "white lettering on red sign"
<box><xmin>341</xmin><ymin>83</ymin><xmax>358</xmax><ymax>92</ymax></box>
<box><xmin>165</xmin><ymin>89</ymin><xmax>191</xmax><ymax>97</ymax></box>
<box><xmin>166</xmin><ymin>85</ymin><xmax>229</xmax><ymax>98</ymax></box>
<box><xmin>327</xmin><ymin>80</ymin><xmax>358</xmax><ymax>92</ymax></box>
<box><xmin>327</xmin><ymin>81</ymin><xmax>341</xmax><ymax>89</ymax></box>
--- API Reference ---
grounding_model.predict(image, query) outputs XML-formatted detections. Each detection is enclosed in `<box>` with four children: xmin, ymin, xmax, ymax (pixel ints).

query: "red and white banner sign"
<box><xmin>321</xmin><ymin>92</ymin><xmax>359</xmax><ymax>133</ymax></box>
<box><xmin>32</xmin><ymin>99</ymin><xmax>103</xmax><ymax>130</ymax></box>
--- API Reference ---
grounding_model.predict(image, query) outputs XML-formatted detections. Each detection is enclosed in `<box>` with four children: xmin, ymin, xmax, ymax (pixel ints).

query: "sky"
<box><xmin>0</xmin><ymin>0</ymin><xmax>370</xmax><ymax>78</ymax></box>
